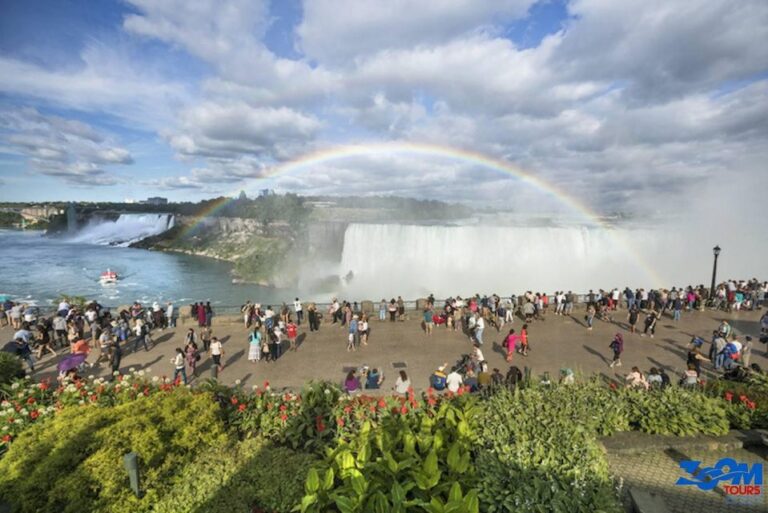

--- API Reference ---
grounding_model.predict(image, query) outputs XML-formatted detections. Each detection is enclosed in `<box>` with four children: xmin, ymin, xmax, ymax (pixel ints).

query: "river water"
<box><xmin>0</xmin><ymin>230</ymin><xmax>292</xmax><ymax>309</ymax></box>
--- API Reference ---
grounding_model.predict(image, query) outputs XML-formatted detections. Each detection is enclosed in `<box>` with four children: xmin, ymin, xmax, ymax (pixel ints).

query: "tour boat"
<box><xmin>100</xmin><ymin>269</ymin><xmax>119</xmax><ymax>284</ymax></box>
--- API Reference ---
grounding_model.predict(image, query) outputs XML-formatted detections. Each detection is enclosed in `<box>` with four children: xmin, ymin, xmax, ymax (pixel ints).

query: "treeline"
<box><xmin>305</xmin><ymin>195</ymin><xmax>474</xmax><ymax>219</ymax></box>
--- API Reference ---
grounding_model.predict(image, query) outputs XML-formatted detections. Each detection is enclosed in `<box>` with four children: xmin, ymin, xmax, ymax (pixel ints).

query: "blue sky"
<box><xmin>0</xmin><ymin>0</ymin><xmax>766</xmax><ymax>211</ymax></box>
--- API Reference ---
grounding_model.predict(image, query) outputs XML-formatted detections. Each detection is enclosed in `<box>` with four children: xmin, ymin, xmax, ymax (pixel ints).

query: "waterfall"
<box><xmin>68</xmin><ymin>213</ymin><xmax>175</xmax><ymax>246</ymax></box>
<box><xmin>338</xmin><ymin>223</ymin><xmax>671</xmax><ymax>298</ymax></box>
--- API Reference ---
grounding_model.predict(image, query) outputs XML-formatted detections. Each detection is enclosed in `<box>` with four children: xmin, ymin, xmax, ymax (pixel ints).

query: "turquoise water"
<box><xmin>0</xmin><ymin>230</ymin><xmax>293</xmax><ymax>309</ymax></box>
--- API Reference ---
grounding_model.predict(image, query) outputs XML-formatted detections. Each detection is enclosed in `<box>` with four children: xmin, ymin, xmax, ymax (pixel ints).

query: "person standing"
<box><xmin>348</xmin><ymin>315</ymin><xmax>359</xmax><ymax>351</ymax></box>
<box><xmin>379</xmin><ymin>299</ymin><xmax>387</xmax><ymax>321</ymax></box>
<box><xmin>359</xmin><ymin>315</ymin><xmax>369</xmax><ymax>346</ymax></box>
<box><xmin>286</xmin><ymin>320</ymin><xmax>298</xmax><ymax>351</ymax></box>
<box><xmin>166</xmin><ymin>302</ymin><xmax>176</xmax><ymax>328</ymax></box>
<box><xmin>609</xmin><ymin>333</ymin><xmax>623</xmax><ymax>368</ymax></box>
<box><xmin>673</xmin><ymin>296</ymin><xmax>682</xmax><ymax>322</ymax></box>
<box><xmin>397</xmin><ymin>296</ymin><xmax>405</xmax><ymax>321</ymax></box>
<box><xmin>475</xmin><ymin>314</ymin><xmax>485</xmax><ymax>345</ymax></box>
<box><xmin>627</xmin><ymin>304</ymin><xmax>640</xmax><ymax>334</ymax></box>
<box><xmin>209</xmin><ymin>337</ymin><xmax>224</xmax><ymax>373</ymax></box>
<box><xmin>171</xmin><ymin>348</ymin><xmax>187</xmax><ymax>385</ymax></box>
<box><xmin>248</xmin><ymin>328</ymin><xmax>262</xmax><ymax>362</ymax></box>
<box><xmin>293</xmin><ymin>298</ymin><xmax>303</xmax><ymax>325</ymax></box>
<box><xmin>204</xmin><ymin>302</ymin><xmax>213</xmax><ymax>327</ymax></box>
<box><xmin>308</xmin><ymin>303</ymin><xmax>320</xmax><ymax>332</ymax></box>
<box><xmin>742</xmin><ymin>336</ymin><xmax>753</xmax><ymax>368</ymax></box>
<box><xmin>423</xmin><ymin>307</ymin><xmax>434</xmax><ymax>336</ymax></box>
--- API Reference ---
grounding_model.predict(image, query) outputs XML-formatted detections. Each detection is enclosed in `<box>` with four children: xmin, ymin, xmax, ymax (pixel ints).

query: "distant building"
<box><xmin>259</xmin><ymin>189</ymin><xmax>274</xmax><ymax>198</ymax></box>
<box><xmin>141</xmin><ymin>197</ymin><xmax>168</xmax><ymax>205</ymax></box>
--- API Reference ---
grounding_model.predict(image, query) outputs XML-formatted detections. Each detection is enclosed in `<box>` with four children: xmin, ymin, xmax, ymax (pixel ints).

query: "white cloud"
<box><xmin>0</xmin><ymin>108</ymin><xmax>133</xmax><ymax>186</ymax></box>
<box><xmin>297</xmin><ymin>0</ymin><xmax>536</xmax><ymax>64</ymax></box>
<box><xmin>165</xmin><ymin>102</ymin><xmax>322</xmax><ymax>160</ymax></box>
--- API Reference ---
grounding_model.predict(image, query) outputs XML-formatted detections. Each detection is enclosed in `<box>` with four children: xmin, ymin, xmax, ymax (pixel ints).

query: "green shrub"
<box><xmin>477</xmin><ymin>386</ymin><xmax>622</xmax><ymax>513</ymax></box>
<box><xmin>622</xmin><ymin>387</ymin><xmax>729</xmax><ymax>435</ymax></box>
<box><xmin>301</xmin><ymin>396</ymin><xmax>481</xmax><ymax>513</ymax></box>
<box><xmin>155</xmin><ymin>437</ymin><xmax>318</xmax><ymax>513</ymax></box>
<box><xmin>0</xmin><ymin>390</ymin><xmax>228</xmax><ymax>513</ymax></box>
<box><xmin>0</xmin><ymin>352</ymin><xmax>23</xmax><ymax>386</ymax></box>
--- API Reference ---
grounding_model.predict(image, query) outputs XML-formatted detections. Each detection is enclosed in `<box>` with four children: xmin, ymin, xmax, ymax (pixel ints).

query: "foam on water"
<box><xmin>68</xmin><ymin>213</ymin><xmax>175</xmax><ymax>246</ymax></box>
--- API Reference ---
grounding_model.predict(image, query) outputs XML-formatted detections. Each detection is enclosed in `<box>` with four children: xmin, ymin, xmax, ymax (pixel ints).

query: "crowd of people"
<box><xmin>1</xmin><ymin>278</ymin><xmax>765</xmax><ymax>392</ymax></box>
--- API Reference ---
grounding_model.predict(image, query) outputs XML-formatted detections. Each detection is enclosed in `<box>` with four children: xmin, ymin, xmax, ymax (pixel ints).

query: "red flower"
<box><xmin>343</xmin><ymin>406</ymin><xmax>352</xmax><ymax>414</ymax></box>
<box><xmin>400</xmin><ymin>405</ymin><xmax>409</xmax><ymax>415</ymax></box>
<box><xmin>746</xmin><ymin>401</ymin><xmax>756</xmax><ymax>410</ymax></box>
<box><xmin>90</xmin><ymin>395</ymin><xmax>98</xmax><ymax>402</ymax></box>
<box><xmin>279</xmin><ymin>404</ymin><xmax>288</xmax><ymax>412</ymax></box>
<box><xmin>724</xmin><ymin>392</ymin><xmax>733</xmax><ymax>402</ymax></box>
<box><xmin>263</xmin><ymin>380</ymin><xmax>270</xmax><ymax>389</ymax></box>
<box><xmin>26</xmin><ymin>397</ymin><xmax>36</xmax><ymax>405</ymax></box>
<box><xmin>427</xmin><ymin>397</ymin><xmax>437</xmax><ymax>407</ymax></box>
<box><xmin>739</xmin><ymin>394</ymin><xmax>748</xmax><ymax>403</ymax></box>
<box><xmin>30</xmin><ymin>410</ymin><xmax>39</xmax><ymax>420</ymax></box>
<box><xmin>609</xmin><ymin>383</ymin><xmax>618</xmax><ymax>390</ymax></box>
<box><xmin>377</xmin><ymin>398</ymin><xmax>386</xmax><ymax>409</ymax></box>
<box><xmin>427</xmin><ymin>387</ymin><xmax>435</xmax><ymax>396</ymax></box>
<box><xmin>231</xmin><ymin>396</ymin><xmax>239</xmax><ymax>405</ymax></box>
<box><xmin>280</xmin><ymin>414</ymin><xmax>288</xmax><ymax>422</ymax></box>
<box><xmin>336</xmin><ymin>418</ymin><xmax>345</xmax><ymax>427</ymax></box>
<box><xmin>1</xmin><ymin>435</ymin><xmax>11</xmax><ymax>443</ymax></box>
<box><xmin>39</xmin><ymin>382</ymin><xmax>49</xmax><ymax>391</ymax></box>
<box><xmin>238</xmin><ymin>403</ymin><xmax>247</xmax><ymax>412</ymax></box>
<box><xmin>369</xmin><ymin>405</ymin><xmax>376</xmax><ymax>413</ymax></box>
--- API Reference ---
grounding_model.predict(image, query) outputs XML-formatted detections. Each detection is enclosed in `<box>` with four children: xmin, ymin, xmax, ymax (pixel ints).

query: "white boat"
<box><xmin>100</xmin><ymin>269</ymin><xmax>119</xmax><ymax>284</ymax></box>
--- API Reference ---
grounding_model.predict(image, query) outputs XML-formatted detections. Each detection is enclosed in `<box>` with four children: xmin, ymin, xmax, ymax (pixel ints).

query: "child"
<box><xmin>609</xmin><ymin>333</ymin><xmax>623</xmax><ymax>368</ymax></box>
<box><xmin>286</xmin><ymin>320</ymin><xmax>298</xmax><ymax>351</ymax></box>
<box><xmin>518</xmin><ymin>324</ymin><xmax>529</xmax><ymax>356</ymax></box>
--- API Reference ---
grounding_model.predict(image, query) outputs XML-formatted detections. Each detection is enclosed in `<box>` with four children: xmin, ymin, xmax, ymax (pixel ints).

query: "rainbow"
<box><xmin>175</xmin><ymin>141</ymin><xmax>664</xmax><ymax>285</ymax></box>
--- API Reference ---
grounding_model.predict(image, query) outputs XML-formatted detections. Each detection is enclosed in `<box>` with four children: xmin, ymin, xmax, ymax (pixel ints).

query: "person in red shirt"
<box><xmin>286</xmin><ymin>321</ymin><xmax>298</xmax><ymax>351</ymax></box>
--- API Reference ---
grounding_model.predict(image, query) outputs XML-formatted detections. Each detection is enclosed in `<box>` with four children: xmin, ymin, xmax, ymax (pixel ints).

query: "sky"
<box><xmin>0</xmin><ymin>0</ymin><xmax>766</xmax><ymax>212</ymax></box>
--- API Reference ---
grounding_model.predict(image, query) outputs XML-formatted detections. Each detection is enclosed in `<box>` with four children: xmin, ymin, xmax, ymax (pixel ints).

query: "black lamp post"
<box><xmin>710</xmin><ymin>245</ymin><xmax>721</xmax><ymax>298</ymax></box>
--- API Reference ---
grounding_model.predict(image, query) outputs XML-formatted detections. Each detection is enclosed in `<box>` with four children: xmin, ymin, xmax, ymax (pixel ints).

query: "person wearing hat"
<box><xmin>430</xmin><ymin>364</ymin><xmax>448</xmax><ymax>391</ymax></box>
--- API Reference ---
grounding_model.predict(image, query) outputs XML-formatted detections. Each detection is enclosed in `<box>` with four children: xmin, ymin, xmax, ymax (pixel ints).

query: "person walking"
<box><xmin>185</xmin><ymin>338</ymin><xmax>199</xmax><ymax>377</ymax></box>
<box><xmin>609</xmin><ymin>333</ymin><xmax>623</xmax><ymax>368</ymax></box>
<box><xmin>209</xmin><ymin>337</ymin><xmax>224</xmax><ymax>373</ymax></box>
<box><xmin>166</xmin><ymin>302</ymin><xmax>176</xmax><ymax>328</ymax></box>
<box><xmin>504</xmin><ymin>329</ymin><xmax>518</xmax><ymax>363</ymax></box>
<box><xmin>171</xmin><ymin>348</ymin><xmax>187</xmax><ymax>385</ymax></box>
<box><xmin>132</xmin><ymin>319</ymin><xmax>149</xmax><ymax>353</ymax></box>
<box><xmin>519</xmin><ymin>324</ymin><xmax>529</xmax><ymax>356</ymax></box>
<box><xmin>248</xmin><ymin>328</ymin><xmax>262</xmax><ymax>362</ymax></box>
<box><xmin>200</xmin><ymin>326</ymin><xmax>212</xmax><ymax>352</ymax></box>
<box><xmin>108</xmin><ymin>340</ymin><xmax>122</xmax><ymax>379</ymax></box>
<box><xmin>586</xmin><ymin>304</ymin><xmax>596</xmax><ymax>331</ymax></box>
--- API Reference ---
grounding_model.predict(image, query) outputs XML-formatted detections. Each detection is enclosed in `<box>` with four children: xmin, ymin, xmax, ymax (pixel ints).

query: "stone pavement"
<box><xmin>2</xmin><ymin>306</ymin><xmax>766</xmax><ymax>391</ymax></box>
<box><xmin>607</xmin><ymin>445</ymin><xmax>768</xmax><ymax>512</ymax></box>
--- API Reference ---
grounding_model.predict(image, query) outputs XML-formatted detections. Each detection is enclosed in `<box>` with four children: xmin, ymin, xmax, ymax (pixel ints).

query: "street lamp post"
<box><xmin>710</xmin><ymin>245</ymin><xmax>721</xmax><ymax>299</ymax></box>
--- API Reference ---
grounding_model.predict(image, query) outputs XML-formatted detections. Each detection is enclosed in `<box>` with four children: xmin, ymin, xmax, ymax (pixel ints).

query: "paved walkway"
<box><xmin>3</xmin><ymin>306</ymin><xmax>765</xmax><ymax>391</ymax></box>
<box><xmin>607</xmin><ymin>446</ymin><xmax>768</xmax><ymax>512</ymax></box>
